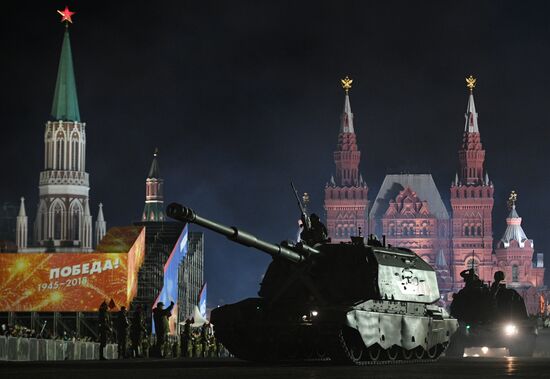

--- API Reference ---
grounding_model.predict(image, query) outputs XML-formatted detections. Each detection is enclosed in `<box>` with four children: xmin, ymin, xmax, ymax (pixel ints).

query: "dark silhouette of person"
<box><xmin>98</xmin><ymin>300</ymin><xmax>112</xmax><ymax>360</ymax></box>
<box><xmin>130</xmin><ymin>305</ymin><xmax>147</xmax><ymax>358</ymax></box>
<box><xmin>180</xmin><ymin>319</ymin><xmax>192</xmax><ymax>358</ymax></box>
<box><xmin>300</xmin><ymin>213</ymin><xmax>328</xmax><ymax>245</ymax></box>
<box><xmin>490</xmin><ymin>271</ymin><xmax>505</xmax><ymax>297</ymax></box>
<box><xmin>116</xmin><ymin>306</ymin><xmax>129</xmax><ymax>358</ymax></box>
<box><xmin>153</xmin><ymin>301</ymin><xmax>174</xmax><ymax>357</ymax></box>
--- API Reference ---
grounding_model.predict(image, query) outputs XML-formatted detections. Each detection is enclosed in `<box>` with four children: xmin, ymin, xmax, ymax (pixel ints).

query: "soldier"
<box><xmin>300</xmin><ymin>213</ymin><xmax>328</xmax><ymax>245</ymax></box>
<box><xmin>130</xmin><ymin>305</ymin><xmax>147</xmax><ymax>358</ymax></box>
<box><xmin>116</xmin><ymin>306</ymin><xmax>129</xmax><ymax>358</ymax></box>
<box><xmin>460</xmin><ymin>268</ymin><xmax>482</xmax><ymax>288</ymax></box>
<box><xmin>180</xmin><ymin>319</ymin><xmax>192</xmax><ymax>358</ymax></box>
<box><xmin>490</xmin><ymin>271</ymin><xmax>506</xmax><ymax>297</ymax></box>
<box><xmin>152</xmin><ymin>301</ymin><xmax>174</xmax><ymax>358</ymax></box>
<box><xmin>200</xmin><ymin>322</ymin><xmax>213</xmax><ymax>357</ymax></box>
<box><xmin>98</xmin><ymin>300</ymin><xmax>112</xmax><ymax>360</ymax></box>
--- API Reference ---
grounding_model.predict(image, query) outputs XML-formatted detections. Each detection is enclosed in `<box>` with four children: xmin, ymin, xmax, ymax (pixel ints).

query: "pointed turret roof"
<box><xmin>18</xmin><ymin>197</ymin><xmax>26</xmax><ymax>217</ymax></box>
<box><xmin>501</xmin><ymin>205</ymin><xmax>528</xmax><ymax>248</ymax></box>
<box><xmin>97</xmin><ymin>203</ymin><xmax>105</xmax><ymax>222</ymax></box>
<box><xmin>83</xmin><ymin>198</ymin><xmax>91</xmax><ymax>216</ymax></box>
<box><xmin>340</xmin><ymin>93</ymin><xmax>355</xmax><ymax>133</ymax></box>
<box><xmin>51</xmin><ymin>29</ymin><xmax>80</xmax><ymax>122</ymax></box>
<box><xmin>436</xmin><ymin>249</ymin><xmax>447</xmax><ymax>267</ymax></box>
<box><xmin>464</xmin><ymin>91</ymin><xmax>479</xmax><ymax>133</ymax></box>
<box><xmin>148</xmin><ymin>148</ymin><xmax>161</xmax><ymax>178</ymax></box>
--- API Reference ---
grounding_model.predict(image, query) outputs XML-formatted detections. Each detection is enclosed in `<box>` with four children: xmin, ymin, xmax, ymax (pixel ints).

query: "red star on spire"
<box><xmin>57</xmin><ymin>6</ymin><xmax>76</xmax><ymax>24</ymax></box>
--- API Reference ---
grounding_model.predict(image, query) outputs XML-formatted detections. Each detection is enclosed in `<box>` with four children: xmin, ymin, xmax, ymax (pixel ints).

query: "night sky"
<box><xmin>3</xmin><ymin>1</ymin><xmax>550</xmax><ymax>307</ymax></box>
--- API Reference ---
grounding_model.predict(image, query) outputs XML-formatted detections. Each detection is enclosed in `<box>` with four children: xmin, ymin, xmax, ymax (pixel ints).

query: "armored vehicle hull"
<box><xmin>446</xmin><ymin>321</ymin><xmax>537</xmax><ymax>357</ymax></box>
<box><xmin>211</xmin><ymin>298</ymin><xmax>456</xmax><ymax>364</ymax></box>
<box><xmin>167</xmin><ymin>203</ymin><xmax>458</xmax><ymax>365</ymax></box>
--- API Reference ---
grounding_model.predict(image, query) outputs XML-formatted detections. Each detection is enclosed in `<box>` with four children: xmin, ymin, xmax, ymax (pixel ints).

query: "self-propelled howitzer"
<box><xmin>167</xmin><ymin>203</ymin><xmax>457</xmax><ymax>365</ymax></box>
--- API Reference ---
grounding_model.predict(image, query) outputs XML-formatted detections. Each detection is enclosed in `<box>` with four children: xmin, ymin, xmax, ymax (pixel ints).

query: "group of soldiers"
<box><xmin>450</xmin><ymin>269</ymin><xmax>528</xmax><ymax>324</ymax></box>
<box><xmin>98</xmin><ymin>300</ymin><xmax>223</xmax><ymax>360</ymax></box>
<box><xmin>98</xmin><ymin>301</ymin><xmax>148</xmax><ymax>360</ymax></box>
<box><xmin>180</xmin><ymin>319</ymin><xmax>222</xmax><ymax>358</ymax></box>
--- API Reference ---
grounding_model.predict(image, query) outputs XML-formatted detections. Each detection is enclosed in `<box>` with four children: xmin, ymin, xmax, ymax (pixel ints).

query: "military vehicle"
<box><xmin>167</xmin><ymin>202</ymin><xmax>458</xmax><ymax>365</ymax></box>
<box><xmin>446</xmin><ymin>270</ymin><xmax>537</xmax><ymax>357</ymax></box>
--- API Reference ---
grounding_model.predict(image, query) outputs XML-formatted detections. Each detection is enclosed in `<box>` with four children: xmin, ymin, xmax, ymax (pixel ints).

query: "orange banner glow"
<box><xmin>0</xmin><ymin>253</ymin><xmax>131</xmax><ymax>312</ymax></box>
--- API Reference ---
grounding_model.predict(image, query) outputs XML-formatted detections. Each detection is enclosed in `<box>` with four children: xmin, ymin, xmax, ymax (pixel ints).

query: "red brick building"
<box><xmin>324</xmin><ymin>79</ymin><xmax>369</xmax><ymax>243</ymax></box>
<box><xmin>323</xmin><ymin>77</ymin><xmax>546</xmax><ymax>310</ymax></box>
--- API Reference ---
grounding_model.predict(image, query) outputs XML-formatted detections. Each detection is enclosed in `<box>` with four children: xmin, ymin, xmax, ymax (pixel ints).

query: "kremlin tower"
<box><xmin>449</xmin><ymin>76</ymin><xmax>494</xmax><ymax>287</ymax></box>
<box><xmin>16</xmin><ymin>8</ymin><xmax>105</xmax><ymax>252</ymax></box>
<box><xmin>324</xmin><ymin>77</ymin><xmax>369</xmax><ymax>242</ymax></box>
<box><xmin>142</xmin><ymin>148</ymin><xmax>166</xmax><ymax>222</ymax></box>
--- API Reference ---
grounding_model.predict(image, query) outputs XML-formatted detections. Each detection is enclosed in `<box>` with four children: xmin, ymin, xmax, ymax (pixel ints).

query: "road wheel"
<box><xmin>366</xmin><ymin>344</ymin><xmax>382</xmax><ymax>361</ymax></box>
<box><xmin>386</xmin><ymin>345</ymin><xmax>400</xmax><ymax>361</ymax></box>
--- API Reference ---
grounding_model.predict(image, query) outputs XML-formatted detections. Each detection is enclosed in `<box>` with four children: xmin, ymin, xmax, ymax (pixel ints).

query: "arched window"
<box><xmin>409</xmin><ymin>225</ymin><xmax>415</xmax><ymax>236</ymax></box>
<box><xmin>53</xmin><ymin>202</ymin><xmax>63</xmax><ymax>240</ymax></box>
<box><xmin>470</xmin><ymin>226</ymin><xmax>475</xmax><ymax>236</ymax></box>
<box><xmin>403</xmin><ymin>226</ymin><xmax>408</xmax><ymax>236</ymax></box>
<box><xmin>389</xmin><ymin>224</ymin><xmax>395</xmax><ymax>236</ymax></box>
<box><xmin>477</xmin><ymin>225</ymin><xmax>482</xmax><ymax>236</ymax></box>
<box><xmin>70</xmin><ymin>201</ymin><xmax>82</xmax><ymax>241</ymax></box>
<box><xmin>512</xmin><ymin>265</ymin><xmax>519</xmax><ymax>282</ymax></box>
<box><xmin>71</xmin><ymin>134</ymin><xmax>79</xmax><ymax>171</ymax></box>
<box><xmin>464</xmin><ymin>225</ymin><xmax>469</xmax><ymax>236</ymax></box>
<box><xmin>422</xmin><ymin>227</ymin><xmax>428</xmax><ymax>236</ymax></box>
<box><xmin>471</xmin><ymin>190</ymin><xmax>475</xmax><ymax>198</ymax></box>
<box><xmin>465</xmin><ymin>258</ymin><xmax>478</xmax><ymax>274</ymax></box>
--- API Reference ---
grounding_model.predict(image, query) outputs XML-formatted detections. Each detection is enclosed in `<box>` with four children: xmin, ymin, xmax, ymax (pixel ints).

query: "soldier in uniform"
<box><xmin>98</xmin><ymin>300</ymin><xmax>112</xmax><ymax>360</ymax></box>
<box><xmin>152</xmin><ymin>301</ymin><xmax>174</xmax><ymax>358</ymax></box>
<box><xmin>116</xmin><ymin>306</ymin><xmax>130</xmax><ymax>358</ymax></box>
<box><xmin>130</xmin><ymin>305</ymin><xmax>147</xmax><ymax>358</ymax></box>
<box><xmin>460</xmin><ymin>268</ymin><xmax>482</xmax><ymax>289</ymax></box>
<box><xmin>200</xmin><ymin>322</ymin><xmax>213</xmax><ymax>357</ymax></box>
<box><xmin>180</xmin><ymin>319</ymin><xmax>192</xmax><ymax>358</ymax></box>
<box><xmin>300</xmin><ymin>213</ymin><xmax>328</xmax><ymax>245</ymax></box>
<box><xmin>490</xmin><ymin>271</ymin><xmax>505</xmax><ymax>297</ymax></box>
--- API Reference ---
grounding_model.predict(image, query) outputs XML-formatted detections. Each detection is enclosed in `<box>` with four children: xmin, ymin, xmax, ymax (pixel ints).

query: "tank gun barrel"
<box><xmin>167</xmin><ymin>203</ymin><xmax>310</xmax><ymax>263</ymax></box>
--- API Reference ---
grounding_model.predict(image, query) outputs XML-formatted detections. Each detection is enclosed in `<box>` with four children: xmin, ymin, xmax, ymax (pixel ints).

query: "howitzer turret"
<box><xmin>167</xmin><ymin>202</ymin><xmax>458</xmax><ymax>365</ymax></box>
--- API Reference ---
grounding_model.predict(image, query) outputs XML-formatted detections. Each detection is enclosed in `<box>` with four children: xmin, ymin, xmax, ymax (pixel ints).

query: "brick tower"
<box><xmin>450</xmin><ymin>76</ymin><xmax>494</xmax><ymax>287</ymax></box>
<box><xmin>324</xmin><ymin>77</ymin><xmax>369</xmax><ymax>242</ymax></box>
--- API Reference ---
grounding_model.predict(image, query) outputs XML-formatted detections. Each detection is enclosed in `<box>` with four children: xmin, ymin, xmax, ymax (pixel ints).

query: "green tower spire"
<box><xmin>51</xmin><ymin>29</ymin><xmax>80</xmax><ymax>122</ymax></box>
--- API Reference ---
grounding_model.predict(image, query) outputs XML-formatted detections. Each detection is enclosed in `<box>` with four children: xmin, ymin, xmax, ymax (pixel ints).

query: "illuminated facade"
<box><xmin>324</xmin><ymin>78</ymin><xmax>545</xmax><ymax>306</ymax></box>
<box><xmin>494</xmin><ymin>201</ymin><xmax>545</xmax><ymax>314</ymax></box>
<box><xmin>323</xmin><ymin>79</ymin><xmax>369</xmax><ymax>242</ymax></box>
<box><xmin>178</xmin><ymin>232</ymin><xmax>204</xmax><ymax>323</ymax></box>
<box><xmin>16</xmin><ymin>26</ymin><xmax>105</xmax><ymax>252</ymax></box>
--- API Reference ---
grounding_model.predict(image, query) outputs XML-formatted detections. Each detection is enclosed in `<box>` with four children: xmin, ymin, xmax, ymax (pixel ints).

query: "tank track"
<box><xmin>328</xmin><ymin>327</ymin><xmax>448</xmax><ymax>366</ymax></box>
<box><xmin>215</xmin><ymin>325</ymin><xmax>447</xmax><ymax>365</ymax></box>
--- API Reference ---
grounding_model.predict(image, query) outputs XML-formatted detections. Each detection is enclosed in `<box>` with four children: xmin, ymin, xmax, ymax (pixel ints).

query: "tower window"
<box><xmin>464</xmin><ymin>225</ymin><xmax>469</xmax><ymax>236</ymax></box>
<box><xmin>512</xmin><ymin>265</ymin><xmax>519</xmax><ymax>282</ymax></box>
<box><xmin>477</xmin><ymin>225</ymin><xmax>482</xmax><ymax>236</ymax></box>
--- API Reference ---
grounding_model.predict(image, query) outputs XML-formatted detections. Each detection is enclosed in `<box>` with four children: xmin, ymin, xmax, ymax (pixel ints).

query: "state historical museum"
<box><xmin>324</xmin><ymin>76</ymin><xmax>546</xmax><ymax>314</ymax></box>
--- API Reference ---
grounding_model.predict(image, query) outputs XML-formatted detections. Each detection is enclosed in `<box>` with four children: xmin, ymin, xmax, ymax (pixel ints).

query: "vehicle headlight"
<box><xmin>504</xmin><ymin>324</ymin><xmax>518</xmax><ymax>336</ymax></box>
<box><xmin>311</xmin><ymin>310</ymin><xmax>319</xmax><ymax>317</ymax></box>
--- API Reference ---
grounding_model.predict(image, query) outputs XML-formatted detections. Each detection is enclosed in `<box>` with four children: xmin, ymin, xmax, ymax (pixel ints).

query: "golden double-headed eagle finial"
<box><xmin>466</xmin><ymin>75</ymin><xmax>477</xmax><ymax>92</ymax></box>
<box><xmin>508</xmin><ymin>190</ymin><xmax>518</xmax><ymax>209</ymax></box>
<box><xmin>341</xmin><ymin>76</ymin><xmax>353</xmax><ymax>94</ymax></box>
